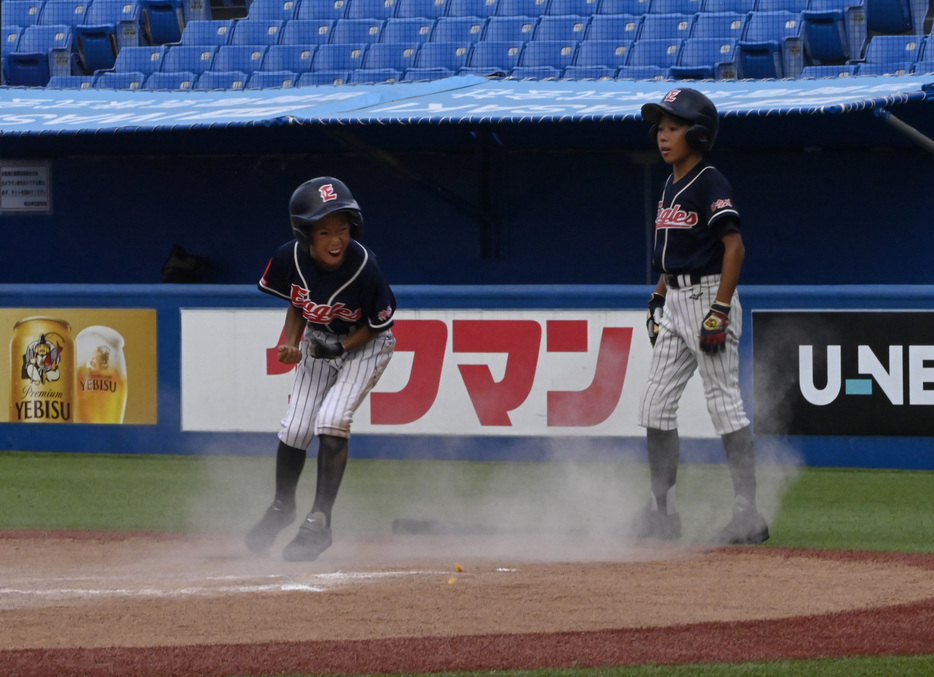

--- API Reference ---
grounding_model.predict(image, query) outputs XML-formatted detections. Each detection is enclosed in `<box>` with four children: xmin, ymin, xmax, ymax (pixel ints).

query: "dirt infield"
<box><xmin>2</xmin><ymin>530</ymin><xmax>934</xmax><ymax>676</ymax></box>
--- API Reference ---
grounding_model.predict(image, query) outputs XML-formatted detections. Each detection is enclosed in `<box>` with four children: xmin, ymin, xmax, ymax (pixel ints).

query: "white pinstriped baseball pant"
<box><xmin>638</xmin><ymin>274</ymin><xmax>750</xmax><ymax>435</ymax></box>
<box><xmin>279</xmin><ymin>327</ymin><xmax>395</xmax><ymax>450</ymax></box>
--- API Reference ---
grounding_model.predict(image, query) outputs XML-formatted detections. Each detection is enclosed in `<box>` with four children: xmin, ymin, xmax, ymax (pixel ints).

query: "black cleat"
<box><xmin>718</xmin><ymin>499</ymin><xmax>770</xmax><ymax>545</ymax></box>
<box><xmin>631</xmin><ymin>505</ymin><xmax>682</xmax><ymax>541</ymax></box>
<box><xmin>245</xmin><ymin>499</ymin><xmax>296</xmax><ymax>553</ymax></box>
<box><xmin>282</xmin><ymin>511</ymin><xmax>333</xmax><ymax>562</ymax></box>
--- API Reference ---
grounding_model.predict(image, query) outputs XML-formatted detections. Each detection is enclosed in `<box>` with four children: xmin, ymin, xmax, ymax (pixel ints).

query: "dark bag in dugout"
<box><xmin>162</xmin><ymin>244</ymin><xmax>211</xmax><ymax>283</ymax></box>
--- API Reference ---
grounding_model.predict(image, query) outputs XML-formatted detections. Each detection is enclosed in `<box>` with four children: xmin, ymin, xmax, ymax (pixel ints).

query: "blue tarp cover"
<box><xmin>0</xmin><ymin>74</ymin><xmax>932</xmax><ymax>135</ymax></box>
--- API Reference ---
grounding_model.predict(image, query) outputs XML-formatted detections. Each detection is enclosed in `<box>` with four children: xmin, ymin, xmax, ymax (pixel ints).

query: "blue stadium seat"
<box><xmin>912</xmin><ymin>58</ymin><xmax>934</xmax><ymax>73</ymax></box>
<box><xmin>668</xmin><ymin>36</ymin><xmax>736</xmax><ymax>77</ymax></box>
<box><xmin>37</xmin><ymin>0</ymin><xmax>90</xmax><ymax>26</ymax></box>
<box><xmin>414</xmin><ymin>39</ymin><xmax>473</xmax><ymax>67</ymax></box>
<box><xmin>702</xmin><ymin>0</ymin><xmax>754</xmax><ymax>10</ymax></box>
<box><xmin>517</xmin><ymin>37</ymin><xmax>578</xmax><ymax>66</ymax></box>
<box><xmin>510</xmin><ymin>63</ymin><xmax>561</xmax><ymax>75</ymax></box>
<box><xmin>394</xmin><ymin>0</ymin><xmax>451</xmax><ymax>17</ymax></box>
<box><xmin>93</xmin><ymin>69</ymin><xmax>146</xmax><ymax>86</ymax></box>
<box><xmin>228</xmin><ymin>19</ymin><xmax>286</xmax><ymax>45</ymax></box>
<box><xmin>461</xmin><ymin>38</ymin><xmax>523</xmax><ymax>72</ymax></box>
<box><xmin>736</xmin><ymin>10</ymin><xmax>804</xmax><ymax>77</ymax></box>
<box><xmin>345</xmin><ymin>0</ymin><xmax>399</xmax><ymax>18</ymax></box>
<box><xmin>330</xmin><ymin>18</ymin><xmax>385</xmax><ymax>42</ymax></box>
<box><xmin>802</xmin><ymin>0</ymin><xmax>866</xmax><ymax>64</ymax></box>
<box><xmin>690</xmin><ymin>11</ymin><xmax>746</xmax><ymax>38</ymax></box>
<box><xmin>573</xmin><ymin>37</ymin><xmax>631</xmax><ymax>66</ymax></box>
<box><xmin>297</xmin><ymin>68</ymin><xmax>351</xmax><ymax>83</ymax></box>
<box><xmin>562</xmin><ymin>63</ymin><xmax>616</xmax><ymax>75</ymax></box>
<box><xmin>3</xmin><ymin>1</ymin><xmax>47</xmax><ymax>28</ymax></box>
<box><xmin>864</xmin><ymin>0</ymin><xmax>912</xmax><ymax>34</ymax></box>
<box><xmin>533</xmin><ymin>14</ymin><xmax>590</xmax><ymax>40</ymax></box>
<box><xmin>799</xmin><ymin>62</ymin><xmax>857</xmax><ymax>74</ymax></box>
<box><xmin>496</xmin><ymin>0</ymin><xmax>551</xmax><ymax>15</ymax></box>
<box><xmin>279</xmin><ymin>19</ymin><xmax>336</xmax><ymax>44</ymax></box>
<box><xmin>262</xmin><ymin>43</ymin><xmax>317</xmax><ymax>70</ymax></box>
<box><xmin>81</xmin><ymin>0</ymin><xmax>142</xmax><ymax>41</ymax></box>
<box><xmin>312</xmin><ymin>41</ymin><xmax>368</xmax><ymax>69</ymax></box>
<box><xmin>755</xmin><ymin>0</ymin><xmax>808</xmax><ymax>10</ymax></box>
<box><xmin>161</xmin><ymin>44</ymin><xmax>217</xmax><ymax>73</ymax></box>
<box><xmin>380</xmin><ymin>17</ymin><xmax>436</xmax><ymax>42</ymax></box>
<box><xmin>180</xmin><ymin>19</ymin><xmax>235</xmax><ymax>44</ymax></box>
<box><xmin>400</xmin><ymin>64</ymin><xmax>454</xmax><ymax>78</ymax></box>
<box><xmin>6</xmin><ymin>24</ymin><xmax>73</xmax><ymax>85</ymax></box>
<box><xmin>248</xmin><ymin>0</ymin><xmax>299</xmax><ymax>20</ymax></box>
<box><xmin>596</xmin><ymin>0</ymin><xmax>651</xmax><ymax>13</ymax></box>
<box><xmin>649</xmin><ymin>0</ymin><xmax>703</xmax><ymax>12</ymax></box>
<box><xmin>73</xmin><ymin>24</ymin><xmax>119</xmax><ymax>72</ymax></box>
<box><xmin>112</xmin><ymin>44</ymin><xmax>166</xmax><ymax>72</ymax></box>
<box><xmin>246</xmin><ymin>69</ymin><xmax>299</xmax><ymax>86</ymax></box>
<box><xmin>295</xmin><ymin>0</ymin><xmax>349</xmax><ymax>20</ymax></box>
<box><xmin>430</xmin><ymin>16</ymin><xmax>487</xmax><ymax>41</ymax></box>
<box><xmin>213</xmin><ymin>44</ymin><xmax>268</xmax><ymax>71</ymax></box>
<box><xmin>446</xmin><ymin>0</ymin><xmax>500</xmax><ymax>17</ymax></box>
<box><xmin>195</xmin><ymin>69</ymin><xmax>249</xmax><ymax>88</ymax></box>
<box><xmin>484</xmin><ymin>15</ymin><xmax>539</xmax><ymax>40</ymax></box>
<box><xmin>615</xmin><ymin>36</ymin><xmax>681</xmax><ymax>76</ymax></box>
<box><xmin>639</xmin><ymin>12</ymin><xmax>695</xmax><ymax>39</ymax></box>
<box><xmin>144</xmin><ymin>69</ymin><xmax>196</xmax><ymax>87</ymax></box>
<box><xmin>47</xmin><ymin>73</ymin><xmax>95</xmax><ymax>86</ymax></box>
<box><xmin>2</xmin><ymin>26</ymin><xmax>25</xmax><ymax>60</ymax></box>
<box><xmin>363</xmin><ymin>41</ymin><xmax>420</xmax><ymax>68</ymax></box>
<box><xmin>348</xmin><ymin>65</ymin><xmax>400</xmax><ymax>80</ymax></box>
<box><xmin>586</xmin><ymin>13</ymin><xmax>641</xmax><ymax>40</ymax></box>
<box><xmin>139</xmin><ymin>0</ymin><xmax>185</xmax><ymax>45</ymax></box>
<box><xmin>546</xmin><ymin>0</ymin><xmax>600</xmax><ymax>14</ymax></box>
<box><xmin>854</xmin><ymin>33</ymin><xmax>922</xmax><ymax>73</ymax></box>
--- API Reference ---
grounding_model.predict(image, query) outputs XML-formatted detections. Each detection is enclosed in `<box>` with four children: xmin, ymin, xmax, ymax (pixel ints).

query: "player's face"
<box><xmin>308</xmin><ymin>212</ymin><xmax>351</xmax><ymax>271</ymax></box>
<box><xmin>655</xmin><ymin>114</ymin><xmax>695</xmax><ymax>168</ymax></box>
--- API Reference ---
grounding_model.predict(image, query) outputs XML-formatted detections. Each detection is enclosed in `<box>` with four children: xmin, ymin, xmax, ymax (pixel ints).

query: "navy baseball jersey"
<box><xmin>652</xmin><ymin>162</ymin><xmax>740</xmax><ymax>276</ymax></box>
<box><xmin>259</xmin><ymin>239</ymin><xmax>396</xmax><ymax>335</ymax></box>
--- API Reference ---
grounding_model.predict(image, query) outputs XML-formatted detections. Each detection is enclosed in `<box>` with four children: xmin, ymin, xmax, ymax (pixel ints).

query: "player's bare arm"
<box><xmin>277</xmin><ymin>304</ymin><xmax>305</xmax><ymax>365</ymax></box>
<box><xmin>340</xmin><ymin>325</ymin><xmax>379</xmax><ymax>353</ymax></box>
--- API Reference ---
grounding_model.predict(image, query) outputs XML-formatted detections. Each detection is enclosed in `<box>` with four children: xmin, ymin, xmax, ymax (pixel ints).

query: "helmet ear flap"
<box><xmin>649</xmin><ymin>123</ymin><xmax>658</xmax><ymax>142</ymax></box>
<box><xmin>685</xmin><ymin>124</ymin><xmax>713</xmax><ymax>151</ymax></box>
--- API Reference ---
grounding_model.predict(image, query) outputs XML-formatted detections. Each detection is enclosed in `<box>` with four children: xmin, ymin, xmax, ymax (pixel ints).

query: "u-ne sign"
<box><xmin>180</xmin><ymin>308</ymin><xmax>716</xmax><ymax>438</ymax></box>
<box><xmin>753</xmin><ymin>311</ymin><xmax>934</xmax><ymax>436</ymax></box>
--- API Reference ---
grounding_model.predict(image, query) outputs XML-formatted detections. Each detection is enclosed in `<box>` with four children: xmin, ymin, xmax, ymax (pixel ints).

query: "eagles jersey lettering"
<box><xmin>652</xmin><ymin>162</ymin><xmax>740</xmax><ymax>276</ymax></box>
<box><xmin>259</xmin><ymin>239</ymin><xmax>396</xmax><ymax>335</ymax></box>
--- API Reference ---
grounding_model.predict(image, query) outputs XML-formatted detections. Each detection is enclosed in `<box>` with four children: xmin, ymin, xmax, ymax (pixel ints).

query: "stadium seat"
<box><xmin>865</xmin><ymin>0</ymin><xmax>912</xmax><ymax>34</ymax></box>
<box><xmin>144</xmin><ymin>69</ymin><xmax>196</xmax><ymax>87</ymax></box>
<box><xmin>247</xmin><ymin>0</ymin><xmax>299</xmax><ymax>20</ymax></box>
<box><xmin>639</xmin><ymin>12</ymin><xmax>695</xmax><ymax>39</ymax></box>
<box><xmin>5</xmin><ymin>24</ymin><xmax>73</xmax><ymax>85</ymax></box>
<box><xmin>430</xmin><ymin>16</ymin><xmax>487</xmax><ymax>41</ymax></box>
<box><xmin>586</xmin><ymin>13</ymin><xmax>642</xmax><ymax>40</ymax></box>
<box><xmin>344</xmin><ymin>0</ymin><xmax>398</xmax><ymax>18</ymax></box>
<box><xmin>668</xmin><ymin>36</ymin><xmax>736</xmax><ymax>77</ymax></box>
<box><xmin>461</xmin><ymin>39</ymin><xmax>523</xmax><ymax>73</ymax></box>
<box><xmin>161</xmin><ymin>44</ymin><xmax>217</xmax><ymax>73</ymax></box>
<box><xmin>47</xmin><ymin>72</ymin><xmax>95</xmax><ymax>86</ymax></box>
<box><xmin>228</xmin><ymin>19</ymin><xmax>286</xmax><ymax>45</ymax></box>
<box><xmin>496</xmin><ymin>0</ymin><xmax>551</xmax><ymax>15</ymax></box>
<box><xmin>37</xmin><ymin>0</ymin><xmax>90</xmax><ymax>26</ymax></box>
<box><xmin>702</xmin><ymin>0</ymin><xmax>754</xmax><ymax>11</ymax></box>
<box><xmin>755</xmin><ymin>0</ymin><xmax>808</xmax><ymax>11</ymax></box>
<box><xmin>246</xmin><ymin>69</ymin><xmax>299</xmax><ymax>86</ymax></box>
<box><xmin>394</xmin><ymin>0</ymin><xmax>451</xmax><ymax>17</ymax></box>
<box><xmin>330</xmin><ymin>18</ymin><xmax>385</xmax><ymax>43</ymax></box>
<box><xmin>736</xmin><ymin>10</ymin><xmax>804</xmax><ymax>78</ymax></box>
<box><xmin>297</xmin><ymin>68</ymin><xmax>350</xmax><ymax>83</ymax></box>
<box><xmin>510</xmin><ymin>63</ymin><xmax>561</xmax><ymax>75</ymax></box>
<box><xmin>484</xmin><ymin>15</ymin><xmax>539</xmax><ymax>40</ymax></box>
<box><xmin>690</xmin><ymin>11</ymin><xmax>747</xmax><ymax>39</ymax></box>
<box><xmin>295</xmin><ymin>0</ymin><xmax>349</xmax><ymax>19</ymax></box>
<box><xmin>802</xmin><ymin>0</ymin><xmax>867</xmax><ymax>64</ymax></box>
<box><xmin>517</xmin><ymin>37</ymin><xmax>578</xmax><ymax>67</ymax></box>
<box><xmin>93</xmin><ymin>69</ymin><xmax>146</xmax><ymax>86</ymax></box>
<box><xmin>380</xmin><ymin>17</ymin><xmax>436</xmax><ymax>42</ymax></box>
<box><xmin>414</xmin><ymin>39</ymin><xmax>473</xmax><ymax>68</ymax></box>
<box><xmin>262</xmin><ymin>44</ymin><xmax>317</xmax><ymax>70</ymax></box>
<box><xmin>78</xmin><ymin>0</ymin><xmax>142</xmax><ymax>51</ymax></box>
<box><xmin>312</xmin><ymin>42</ymin><xmax>368</xmax><ymax>69</ymax></box>
<box><xmin>400</xmin><ymin>64</ymin><xmax>454</xmax><ymax>78</ymax></box>
<box><xmin>279</xmin><ymin>19</ymin><xmax>335</xmax><ymax>44</ymax></box>
<box><xmin>349</xmin><ymin>65</ymin><xmax>400</xmax><ymax>80</ymax></box>
<box><xmin>533</xmin><ymin>15</ymin><xmax>591</xmax><ymax>40</ymax></box>
<box><xmin>179</xmin><ymin>19</ymin><xmax>235</xmax><ymax>44</ymax></box>
<box><xmin>546</xmin><ymin>0</ymin><xmax>600</xmax><ymax>15</ymax></box>
<box><xmin>799</xmin><ymin>62</ymin><xmax>858</xmax><ymax>74</ymax></box>
<box><xmin>912</xmin><ymin>58</ymin><xmax>934</xmax><ymax>72</ymax></box>
<box><xmin>3</xmin><ymin>1</ymin><xmax>47</xmax><ymax>28</ymax></box>
<box><xmin>112</xmin><ymin>44</ymin><xmax>166</xmax><ymax>72</ymax></box>
<box><xmin>573</xmin><ymin>37</ymin><xmax>631</xmax><ymax>67</ymax></box>
<box><xmin>649</xmin><ymin>0</ymin><xmax>703</xmax><ymax>13</ymax></box>
<box><xmin>139</xmin><ymin>0</ymin><xmax>185</xmax><ymax>45</ymax></box>
<box><xmin>362</xmin><ymin>41</ymin><xmax>420</xmax><ymax>69</ymax></box>
<box><xmin>854</xmin><ymin>33</ymin><xmax>922</xmax><ymax>73</ymax></box>
<box><xmin>562</xmin><ymin>63</ymin><xmax>616</xmax><ymax>76</ymax></box>
<box><xmin>596</xmin><ymin>0</ymin><xmax>651</xmax><ymax>14</ymax></box>
<box><xmin>195</xmin><ymin>69</ymin><xmax>248</xmax><ymax>87</ymax></box>
<box><xmin>213</xmin><ymin>44</ymin><xmax>268</xmax><ymax>71</ymax></box>
<box><xmin>73</xmin><ymin>23</ymin><xmax>119</xmax><ymax>72</ymax></box>
<box><xmin>2</xmin><ymin>26</ymin><xmax>25</xmax><ymax>61</ymax></box>
<box><xmin>445</xmin><ymin>0</ymin><xmax>500</xmax><ymax>17</ymax></box>
<box><xmin>615</xmin><ymin>36</ymin><xmax>681</xmax><ymax>77</ymax></box>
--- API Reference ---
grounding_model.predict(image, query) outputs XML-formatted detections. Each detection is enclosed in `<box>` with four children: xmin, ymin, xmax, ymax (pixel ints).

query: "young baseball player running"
<box><xmin>246</xmin><ymin>177</ymin><xmax>396</xmax><ymax>561</ymax></box>
<box><xmin>634</xmin><ymin>88</ymin><xmax>769</xmax><ymax>546</ymax></box>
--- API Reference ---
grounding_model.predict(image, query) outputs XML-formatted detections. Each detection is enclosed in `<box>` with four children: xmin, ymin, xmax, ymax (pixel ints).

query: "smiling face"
<box><xmin>308</xmin><ymin>211</ymin><xmax>351</xmax><ymax>271</ymax></box>
<box><xmin>655</xmin><ymin>113</ymin><xmax>702</xmax><ymax>179</ymax></box>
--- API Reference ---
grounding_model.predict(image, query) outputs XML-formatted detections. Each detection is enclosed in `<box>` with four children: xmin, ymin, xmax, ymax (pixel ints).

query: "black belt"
<box><xmin>665</xmin><ymin>272</ymin><xmax>703</xmax><ymax>289</ymax></box>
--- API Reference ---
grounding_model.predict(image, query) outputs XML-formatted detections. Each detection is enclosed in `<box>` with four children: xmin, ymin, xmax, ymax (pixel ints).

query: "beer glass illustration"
<box><xmin>75</xmin><ymin>326</ymin><xmax>127</xmax><ymax>424</ymax></box>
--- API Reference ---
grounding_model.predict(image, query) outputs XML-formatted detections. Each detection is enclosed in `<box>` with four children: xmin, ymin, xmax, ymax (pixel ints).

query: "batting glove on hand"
<box><xmin>646</xmin><ymin>293</ymin><xmax>666</xmax><ymax>348</ymax></box>
<box><xmin>700</xmin><ymin>301</ymin><xmax>731</xmax><ymax>354</ymax></box>
<box><xmin>311</xmin><ymin>338</ymin><xmax>344</xmax><ymax>360</ymax></box>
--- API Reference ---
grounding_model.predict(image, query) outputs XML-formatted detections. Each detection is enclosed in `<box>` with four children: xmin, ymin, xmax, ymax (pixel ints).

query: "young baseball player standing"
<box><xmin>246</xmin><ymin>176</ymin><xmax>396</xmax><ymax>561</ymax></box>
<box><xmin>634</xmin><ymin>88</ymin><xmax>769</xmax><ymax>546</ymax></box>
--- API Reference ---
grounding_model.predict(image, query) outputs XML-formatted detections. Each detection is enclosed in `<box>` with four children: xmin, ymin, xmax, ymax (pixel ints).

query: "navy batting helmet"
<box><xmin>641</xmin><ymin>88</ymin><xmax>719</xmax><ymax>152</ymax></box>
<box><xmin>289</xmin><ymin>177</ymin><xmax>363</xmax><ymax>247</ymax></box>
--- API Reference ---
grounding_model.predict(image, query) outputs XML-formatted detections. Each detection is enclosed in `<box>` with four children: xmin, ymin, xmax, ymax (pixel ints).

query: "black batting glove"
<box><xmin>700</xmin><ymin>301</ymin><xmax>731</xmax><ymax>354</ymax></box>
<box><xmin>646</xmin><ymin>292</ymin><xmax>665</xmax><ymax>348</ymax></box>
<box><xmin>311</xmin><ymin>338</ymin><xmax>344</xmax><ymax>360</ymax></box>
